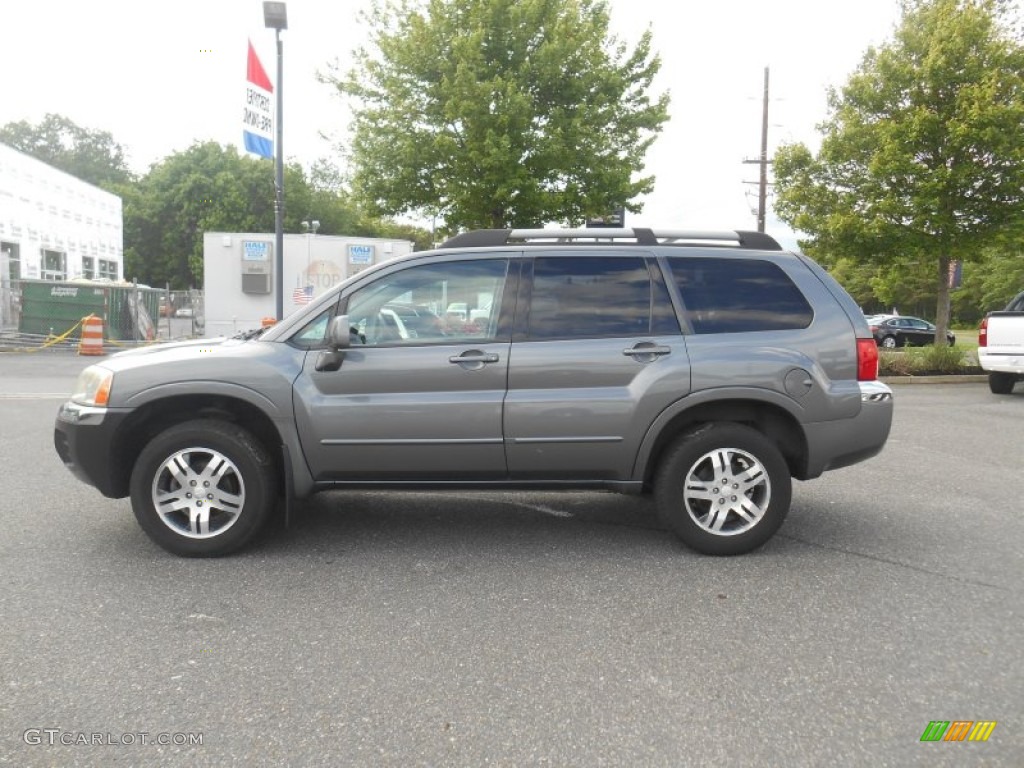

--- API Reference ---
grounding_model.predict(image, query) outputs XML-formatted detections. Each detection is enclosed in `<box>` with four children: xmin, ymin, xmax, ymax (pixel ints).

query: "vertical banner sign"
<box><xmin>243</xmin><ymin>40</ymin><xmax>274</xmax><ymax>158</ymax></box>
<box><xmin>947</xmin><ymin>260</ymin><xmax>963</xmax><ymax>290</ymax></box>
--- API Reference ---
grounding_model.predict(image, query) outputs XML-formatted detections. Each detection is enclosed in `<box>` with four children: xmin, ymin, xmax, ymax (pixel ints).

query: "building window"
<box><xmin>98</xmin><ymin>259</ymin><xmax>118</xmax><ymax>281</ymax></box>
<box><xmin>2</xmin><ymin>242</ymin><xmax>21</xmax><ymax>281</ymax></box>
<box><xmin>41</xmin><ymin>249</ymin><xmax>66</xmax><ymax>281</ymax></box>
<box><xmin>82</xmin><ymin>256</ymin><xmax>95</xmax><ymax>280</ymax></box>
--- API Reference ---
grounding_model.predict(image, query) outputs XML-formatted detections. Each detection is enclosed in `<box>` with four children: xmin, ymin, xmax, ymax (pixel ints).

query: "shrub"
<box><xmin>878</xmin><ymin>345</ymin><xmax>979</xmax><ymax>376</ymax></box>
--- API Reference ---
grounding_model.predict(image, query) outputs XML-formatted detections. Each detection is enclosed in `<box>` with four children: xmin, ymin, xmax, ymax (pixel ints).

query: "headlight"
<box><xmin>71</xmin><ymin>365</ymin><xmax>113</xmax><ymax>407</ymax></box>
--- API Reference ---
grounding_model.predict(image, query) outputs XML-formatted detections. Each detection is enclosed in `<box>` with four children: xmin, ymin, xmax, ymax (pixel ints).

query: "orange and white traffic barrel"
<box><xmin>78</xmin><ymin>315</ymin><xmax>105</xmax><ymax>356</ymax></box>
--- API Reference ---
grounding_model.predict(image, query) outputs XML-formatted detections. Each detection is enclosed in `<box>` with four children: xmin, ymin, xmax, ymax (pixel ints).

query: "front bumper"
<box><xmin>54</xmin><ymin>401</ymin><xmax>132</xmax><ymax>498</ymax></box>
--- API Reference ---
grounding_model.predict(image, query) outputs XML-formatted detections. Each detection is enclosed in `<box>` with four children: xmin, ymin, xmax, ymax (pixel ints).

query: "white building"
<box><xmin>0</xmin><ymin>142</ymin><xmax>124</xmax><ymax>287</ymax></box>
<box><xmin>202</xmin><ymin>231</ymin><xmax>414</xmax><ymax>337</ymax></box>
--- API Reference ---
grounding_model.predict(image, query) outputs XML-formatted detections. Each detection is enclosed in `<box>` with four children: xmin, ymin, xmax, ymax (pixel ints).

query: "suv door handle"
<box><xmin>622</xmin><ymin>344</ymin><xmax>671</xmax><ymax>358</ymax></box>
<box><xmin>449</xmin><ymin>352</ymin><xmax>500</xmax><ymax>364</ymax></box>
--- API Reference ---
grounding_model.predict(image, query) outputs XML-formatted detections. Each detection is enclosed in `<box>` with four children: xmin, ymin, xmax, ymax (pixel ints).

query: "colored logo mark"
<box><xmin>920</xmin><ymin>721</ymin><xmax>997</xmax><ymax>742</ymax></box>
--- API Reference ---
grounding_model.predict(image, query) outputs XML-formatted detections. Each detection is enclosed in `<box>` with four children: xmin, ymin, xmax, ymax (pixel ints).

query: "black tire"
<box><xmin>989</xmin><ymin>372</ymin><xmax>1016</xmax><ymax>395</ymax></box>
<box><xmin>654</xmin><ymin>423</ymin><xmax>792</xmax><ymax>556</ymax></box>
<box><xmin>880</xmin><ymin>335</ymin><xmax>898</xmax><ymax>349</ymax></box>
<box><xmin>129</xmin><ymin>420</ymin><xmax>277</xmax><ymax>556</ymax></box>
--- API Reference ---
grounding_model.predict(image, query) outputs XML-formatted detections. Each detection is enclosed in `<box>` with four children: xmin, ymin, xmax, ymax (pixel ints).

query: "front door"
<box><xmin>293</xmin><ymin>257</ymin><xmax>515</xmax><ymax>481</ymax></box>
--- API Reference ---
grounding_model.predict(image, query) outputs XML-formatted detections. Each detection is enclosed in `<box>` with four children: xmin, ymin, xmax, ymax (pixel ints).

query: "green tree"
<box><xmin>953</xmin><ymin>247</ymin><xmax>1024</xmax><ymax>322</ymax></box>
<box><xmin>0</xmin><ymin>113</ymin><xmax>134</xmax><ymax>189</ymax></box>
<box><xmin>773</xmin><ymin>0</ymin><xmax>1024</xmax><ymax>344</ymax></box>
<box><xmin>123</xmin><ymin>144</ymin><xmax>431</xmax><ymax>288</ymax></box>
<box><xmin>326</xmin><ymin>0</ymin><xmax>670</xmax><ymax>231</ymax></box>
<box><xmin>124</xmin><ymin>142</ymin><xmax>311</xmax><ymax>287</ymax></box>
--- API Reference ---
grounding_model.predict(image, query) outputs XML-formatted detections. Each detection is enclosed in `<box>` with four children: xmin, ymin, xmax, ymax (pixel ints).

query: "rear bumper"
<box><xmin>803</xmin><ymin>381</ymin><xmax>894</xmax><ymax>478</ymax></box>
<box><xmin>54</xmin><ymin>401</ymin><xmax>132</xmax><ymax>498</ymax></box>
<box><xmin>978</xmin><ymin>349</ymin><xmax>1024</xmax><ymax>375</ymax></box>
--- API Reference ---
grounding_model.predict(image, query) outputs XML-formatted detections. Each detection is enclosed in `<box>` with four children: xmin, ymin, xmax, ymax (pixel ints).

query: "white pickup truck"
<box><xmin>979</xmin><ymin>290</ymin><xmax>1024</xmax><ymax>394</ymax></box>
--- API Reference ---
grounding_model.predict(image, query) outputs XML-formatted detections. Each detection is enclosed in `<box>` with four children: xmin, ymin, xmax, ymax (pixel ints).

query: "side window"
<box><xmin>343</xmin><ymin>259</ymin><xmax>508</xmax><ymax>346</ymax></box>
<box><xmin>669</xmin><ymin>257</ymin><xmax>813</xmax><ymax>334</ymax></box>
<box><xmin>289</xmin><ymin>307</ymin><xmax>334</xmax><ymax>349</ymax></box>
<box><xmin>527</xmin><ymin>257</ymin><xmax>653</xmax><ymax>340</ymax></box>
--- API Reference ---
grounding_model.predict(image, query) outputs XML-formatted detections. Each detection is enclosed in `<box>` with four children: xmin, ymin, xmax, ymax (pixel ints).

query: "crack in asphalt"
<box><xmin>778</xmin><ymin>533</ymin><xmax>1011</xmax><ymax>592</ymax></box>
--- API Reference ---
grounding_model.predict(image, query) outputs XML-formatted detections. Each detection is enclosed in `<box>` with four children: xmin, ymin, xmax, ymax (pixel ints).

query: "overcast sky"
<box><xmin>2</xmin><ymin>0</ymin><xmax>904</xmax><ymax>244</ymax></box>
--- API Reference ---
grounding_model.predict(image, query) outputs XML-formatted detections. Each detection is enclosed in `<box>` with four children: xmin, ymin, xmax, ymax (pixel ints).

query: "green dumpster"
<box><xmin>18</xmin><ymin>280</ymin><xmax>107</xmax><ymax>339</ymax></box>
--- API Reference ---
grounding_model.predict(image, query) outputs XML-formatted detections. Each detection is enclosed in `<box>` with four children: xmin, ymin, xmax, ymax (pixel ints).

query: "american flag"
<box><xmin>292</xmin><ymin>285</ymin><xmax>314</xmax><ymax>305</ymax></box>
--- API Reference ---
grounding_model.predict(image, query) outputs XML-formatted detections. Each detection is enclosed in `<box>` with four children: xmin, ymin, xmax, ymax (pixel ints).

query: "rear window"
<box><xmin>668</xmin><ymin>257</ymin><xmax>813</xmax><ymax>333</ymax></box>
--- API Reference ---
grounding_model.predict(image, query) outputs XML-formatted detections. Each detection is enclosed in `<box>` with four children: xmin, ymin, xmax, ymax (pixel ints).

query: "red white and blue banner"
<box><xmin>243</xmin><ymin>40</ymin><xmax>274</xmax><ymax>159</ymax></box>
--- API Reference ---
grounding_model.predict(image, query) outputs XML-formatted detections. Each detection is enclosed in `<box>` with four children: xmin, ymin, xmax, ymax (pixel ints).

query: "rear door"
<box><xmin>504</xmin><ymin>252</ymin><xmax>688</xmax><ymax>480</ymax></box>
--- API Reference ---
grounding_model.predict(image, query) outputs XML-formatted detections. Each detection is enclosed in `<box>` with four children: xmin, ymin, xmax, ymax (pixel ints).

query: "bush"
<box><xmin>878</xmin><ymin>345</ymin><xmax>980</xmax><ymax>376</ymax></box>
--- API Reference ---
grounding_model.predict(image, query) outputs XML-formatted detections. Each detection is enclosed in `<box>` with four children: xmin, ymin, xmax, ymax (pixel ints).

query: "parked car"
<box><xmin>54</xmin><ymin>227</ymin><xmax>892</xmax><ymax>558</ymax></box>
<box><xmin>158</xmin><ymin>297</ymin><xmax>175</xmax><ymax>317</ymax></box>
<box><xmin>863</xmin><ymin>313</ymin><xmax>897</xmax><ymax>325</ymax></box>
<box><xmin>870</xmin><ymin>316</ymin><xmax>955</xmax><ymax>348</ymax></box>
<box><xmin>174</xmin><ymin>306</ymin><xmax>194</xmax><ymax>318</ymax></box>
<box><xmin>383</xmin><ymin>303</ymin><xmax>444</xmax><ymax>338</ymax></box>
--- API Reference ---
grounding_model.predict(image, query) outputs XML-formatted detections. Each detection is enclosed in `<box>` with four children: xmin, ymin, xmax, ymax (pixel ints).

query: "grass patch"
<box><xmin>952</xmin><ymin>328</ymin><xmax>979</xmax><ymax>348</ymax></box>
<box><xmin>878</xmin><ymin>344</ymin><xmax>981</xmax><ymax>376</ymax></box>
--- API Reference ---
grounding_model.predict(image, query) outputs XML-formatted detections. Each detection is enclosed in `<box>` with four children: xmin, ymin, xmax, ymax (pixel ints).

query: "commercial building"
<box><xmin>0</xmin><ymin>142</ymin><xmax>123</xmax><ymax>327</ymax></box>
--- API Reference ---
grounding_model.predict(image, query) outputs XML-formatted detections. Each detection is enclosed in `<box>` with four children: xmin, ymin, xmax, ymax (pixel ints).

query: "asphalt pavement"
<box><xmin>0</xmin><ymin>350</ymin><xmax>1021</xmax><ymax>767</ymax></box>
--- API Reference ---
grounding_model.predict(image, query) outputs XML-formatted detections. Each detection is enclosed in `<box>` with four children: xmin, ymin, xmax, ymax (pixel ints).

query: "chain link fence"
<box><xmin>0</xmin><ymin>279</ymin><xmax>204</xmax><ymax>351</ymax></box>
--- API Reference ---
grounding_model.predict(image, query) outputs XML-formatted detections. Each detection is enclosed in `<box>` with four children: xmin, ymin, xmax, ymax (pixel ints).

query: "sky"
<box><xmin>2</xmin><ymin>0</ymin><xmax>905</xmax><ymax>246</ymax></box>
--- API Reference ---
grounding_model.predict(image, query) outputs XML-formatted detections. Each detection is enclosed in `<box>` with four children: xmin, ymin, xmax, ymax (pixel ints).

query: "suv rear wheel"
<box><xmin>654</xmin><ymin>423</ymin><xmax>791</xmax><ymax>555</ymax></box>
<box><xmin>129</xmin><ymin>420</ymin><xmax>277</xmax><ymax>557</ymax></box>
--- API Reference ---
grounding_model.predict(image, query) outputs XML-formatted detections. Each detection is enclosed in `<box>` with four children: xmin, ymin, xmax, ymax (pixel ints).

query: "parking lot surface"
<box><xmin>1</xmin><ymin>351</ymin><xmax>1021</xmax><ymax>766</ymax></box>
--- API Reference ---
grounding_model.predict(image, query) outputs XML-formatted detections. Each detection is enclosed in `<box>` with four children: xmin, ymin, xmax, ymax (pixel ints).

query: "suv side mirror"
<box><xmin>316</xmin><ymin>314</ymin><xmax>352</xmax><ymax>372</ymax></box>
<box><xmin>327</xmin><ymin>314</ymin><xmax>352</xmax><ymax>350</ymax></box>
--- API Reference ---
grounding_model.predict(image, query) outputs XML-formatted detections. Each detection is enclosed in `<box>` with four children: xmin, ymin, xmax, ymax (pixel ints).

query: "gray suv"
<box><xmin>54</xmin><ymin>228</ymin><xmax>892</xmax><ymax>557</ymax></box>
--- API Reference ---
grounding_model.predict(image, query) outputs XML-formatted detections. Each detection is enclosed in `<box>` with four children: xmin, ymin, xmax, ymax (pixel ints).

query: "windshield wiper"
<box><xmin>232</xmin><ymin>327</ymin><xmax>267</xmax><ymax>340</ymax></box>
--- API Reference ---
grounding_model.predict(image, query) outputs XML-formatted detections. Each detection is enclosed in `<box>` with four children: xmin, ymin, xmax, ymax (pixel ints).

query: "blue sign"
<box><xmin>243</xmin><ymin>241</ymin><xmax>270</xmax><ymax>261</ymax></box>
<box><xmin>348</xmin><ymin>244</ymin><xmax>374</xmax><ymax>264</ymax></box>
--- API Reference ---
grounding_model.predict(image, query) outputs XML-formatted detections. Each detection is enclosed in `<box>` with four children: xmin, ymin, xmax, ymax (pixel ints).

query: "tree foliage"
<box><xmin>123</xmin><ymin>143</ymin><xmax>430</xmax><ymax>288</ymax></box>
<box><xmin>773</xmin><ymin>0</ymin><xmax>1024</xmax><ymax>342</ymax></box>
<box><xmin>0</xmin><ymin>113</ymin><xmax>135</xmax><ymax>190</ymax></box>
<box><xmin>327</xmin><ymin>0</ymin><xmax>670</xmax><ymax>231</ymax></box>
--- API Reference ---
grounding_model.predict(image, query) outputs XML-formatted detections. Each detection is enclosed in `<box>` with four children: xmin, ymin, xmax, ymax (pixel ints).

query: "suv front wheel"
<box><xmin>129</xmin><ymin>420</ymin><xmax>277</xmax><ymax>557</ymax></box>
<box><xmin>654</xmin><ymin>423</ymin><xmax>791</xmax><ymax>555</ymax></box>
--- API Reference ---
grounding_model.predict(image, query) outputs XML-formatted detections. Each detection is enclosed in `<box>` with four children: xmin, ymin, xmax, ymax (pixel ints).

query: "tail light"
<box><xmin>979</xmin><ymin>316</ymin><xmax>988</xmax><ymax>348</ymax></box>
<box><xmin>857</xmin><ymin>338</ymin><xmax>879</xmax><ymax>381</ymax></box>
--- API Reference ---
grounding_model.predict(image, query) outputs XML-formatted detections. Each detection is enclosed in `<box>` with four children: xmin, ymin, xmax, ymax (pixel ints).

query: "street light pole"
<box><xmin>263</xmin><ymin>2</ymin><xmax>287</xmax><ymax>319</ymax></box>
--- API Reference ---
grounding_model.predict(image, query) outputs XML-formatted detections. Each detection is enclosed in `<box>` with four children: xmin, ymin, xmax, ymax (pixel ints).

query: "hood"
<box><xmin>98</xmin><ymin>335</ymin><xmax>266</xmax><ymax>374</ymax></box>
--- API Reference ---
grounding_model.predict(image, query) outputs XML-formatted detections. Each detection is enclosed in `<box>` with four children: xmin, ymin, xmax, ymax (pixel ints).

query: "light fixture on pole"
<box><xmin>263</xmin><ymin>1</ymin><xmax>287</xmax><ymax>319</ymax></box>
<box><xmin>302</xmin><ymin>219</ymin><xmax>319</xmax><ymax>275</ymax></box>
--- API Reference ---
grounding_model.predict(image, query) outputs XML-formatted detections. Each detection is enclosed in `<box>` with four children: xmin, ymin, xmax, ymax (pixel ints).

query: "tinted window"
<box><xmin>669</xmin><ymin>258</ymin><xmax>813</xmax><ymax>333</ymax></box>
<box><xmin>527</xmin><ymin>257</ymin><xmax>655</xmax><ymax>340</ymax></box>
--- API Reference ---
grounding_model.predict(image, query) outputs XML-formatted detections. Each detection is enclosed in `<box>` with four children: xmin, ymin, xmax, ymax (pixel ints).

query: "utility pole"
<box><xmin>743</xmin><ymin>66</ymin><xmax>771</xmax><ymax>233</ymax></box>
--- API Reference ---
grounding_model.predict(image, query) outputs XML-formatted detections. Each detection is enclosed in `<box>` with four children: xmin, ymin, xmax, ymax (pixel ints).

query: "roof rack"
<box><xmin>440</xmin><ymin>228</ymin><xmax>782</xmax><ymax>251</ymax></box>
